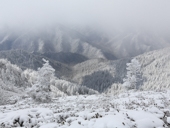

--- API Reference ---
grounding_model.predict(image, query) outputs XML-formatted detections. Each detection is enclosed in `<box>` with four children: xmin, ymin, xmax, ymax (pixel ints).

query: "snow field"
<box><xmin>0</xmin><ymin>91</ymin><xmax>170</xmax><ymax>128</ymax></box>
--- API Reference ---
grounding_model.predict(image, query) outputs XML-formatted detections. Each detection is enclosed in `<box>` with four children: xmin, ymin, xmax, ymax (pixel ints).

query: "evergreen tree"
<box><xmin>123</xmin><ymin>58</ymin><xmax>141</xmax><ymax>89</ymax></box>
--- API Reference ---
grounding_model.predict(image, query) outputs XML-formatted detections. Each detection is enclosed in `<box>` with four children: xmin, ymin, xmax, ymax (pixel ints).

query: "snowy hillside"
<box><xmin>1</xmin><ymin>91</ymin><xmax>170</xmax><ymax>128</ymax></box>
<box><xmin>136</xmin><ymin>47</ymin><xmax>170</xmax><ymax>91</ymax></box>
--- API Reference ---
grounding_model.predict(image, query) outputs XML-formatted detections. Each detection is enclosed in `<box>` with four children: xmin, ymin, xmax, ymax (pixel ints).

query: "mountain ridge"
<box><xmin>0</xmin><ymin>25</ymin><xmax>170</xmax><ymax>60</ymax></box>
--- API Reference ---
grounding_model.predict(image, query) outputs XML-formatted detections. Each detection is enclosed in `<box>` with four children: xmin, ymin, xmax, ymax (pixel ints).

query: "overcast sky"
<box><xmin>0</xmin><ymin>0</ymin><xmax>170</xmax><ymax>33</ymax></box>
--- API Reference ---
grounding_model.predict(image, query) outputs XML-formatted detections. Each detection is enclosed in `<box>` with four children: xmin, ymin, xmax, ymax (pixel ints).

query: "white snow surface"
<box><xmin>0</xmin><ymin>91</ymin><xmax>170</xmax><ymax>128</ymax></box>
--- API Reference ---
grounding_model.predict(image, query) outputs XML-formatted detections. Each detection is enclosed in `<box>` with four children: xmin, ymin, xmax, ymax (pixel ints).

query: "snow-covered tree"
<box><xmin>123</xmin><ymin>58</ymin><xmax>141</xmax><ymax>89</ymax></box>
<box><xmin>30</xmin><ymin>59</ymin><xmax>55</xmax><ymax>102</ymax></box>
<box><xmin>0</xmin><ymin>59</ymin><xmax>29</xmax><ymax>92</ymax></box>
<box><xmin>53</xmin><ymin>79</ymin><xmax>98</xmax><ymax>96</ymax></box>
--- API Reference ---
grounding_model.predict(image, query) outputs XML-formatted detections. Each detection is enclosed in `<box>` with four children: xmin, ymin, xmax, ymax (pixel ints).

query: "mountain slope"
<box><xmin>136</xmin><ymin>47</ymin><xmax>170</xmax><ymax>90</ymax></box>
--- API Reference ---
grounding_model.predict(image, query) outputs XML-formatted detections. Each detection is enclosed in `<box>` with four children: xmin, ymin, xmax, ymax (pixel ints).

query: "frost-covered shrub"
<box><xmin>23</xmin><ymin>69</ymin><xmax>39</xmax><ymax>86</ymax></box>
<box><xmin>30</xmin><ymin>84</ymin><xmax>52</xmax><ymax>102</ymax></box>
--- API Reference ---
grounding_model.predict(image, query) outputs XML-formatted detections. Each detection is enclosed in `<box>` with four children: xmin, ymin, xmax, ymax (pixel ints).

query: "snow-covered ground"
<box><xmin>1</xmin><ymin>91</ymin><xmax>170</xmax><ymax>128</ymax></box>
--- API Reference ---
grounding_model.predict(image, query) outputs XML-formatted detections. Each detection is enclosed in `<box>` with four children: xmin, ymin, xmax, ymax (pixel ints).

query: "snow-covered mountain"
<box><xmin>0</xmin><ymin>25</ymin><xmax>170</xmax><ymax>60</ymax></box>
<box><xmin>73</xmin><ymin>27</ymin><xmax>170</xmax><ymax>58</ymax></box>
<box><xmin>105</xmin><ymin>31</ymin><xmax>170</xmax><ymax>58</ymax></box>
<box><xmin>0</xmin><ymin>25</ymin><xmax>106</xmax><ymax>59</ymax></box>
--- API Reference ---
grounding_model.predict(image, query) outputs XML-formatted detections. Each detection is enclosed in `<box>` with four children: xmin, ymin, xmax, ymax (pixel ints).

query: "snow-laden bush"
<box><xmin>29</xmin><ymin>59</ymin><xmax>55</xmax><ymax>102</ymax></box>
<box><xmin>23</xmin><ymin>69</ymin><xmax>39</xmax><ymax>86</ymax></box>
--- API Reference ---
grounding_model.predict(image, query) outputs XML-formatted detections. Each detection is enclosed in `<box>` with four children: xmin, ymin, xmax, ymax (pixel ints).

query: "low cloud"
<box><xmin>0</xmin><ymin>0</ymin><xmax>170</xmax><ymax>34</ymax></box>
